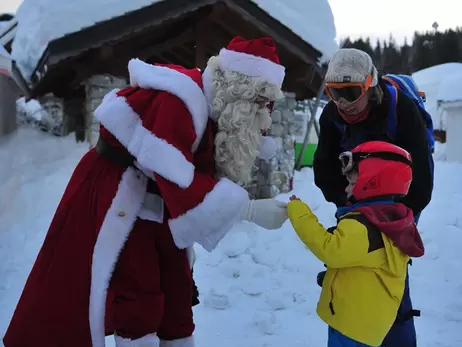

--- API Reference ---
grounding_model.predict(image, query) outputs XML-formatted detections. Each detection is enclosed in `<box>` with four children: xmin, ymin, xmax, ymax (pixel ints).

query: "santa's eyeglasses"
<box><xmin>339</xmin><ymin>151</ymin><xmax>413</xmax><ymax>174</ymax></box>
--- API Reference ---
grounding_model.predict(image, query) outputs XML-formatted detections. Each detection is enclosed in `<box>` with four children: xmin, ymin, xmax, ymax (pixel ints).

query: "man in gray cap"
<box><xmin>313</xmin><ymin>48</ymin><xmax>433</xmax><ymax>347</ymax></box>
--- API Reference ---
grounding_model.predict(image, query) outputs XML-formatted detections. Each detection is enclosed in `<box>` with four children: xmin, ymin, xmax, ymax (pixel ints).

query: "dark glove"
<box><xmin>317</xmin><ymin>270</ymin><xmax>326</xmax><ymax>288</ymax></box>
<box><xmin>191</xmin><ymin>269</ymin><xmax>200</xmax><ymax>307</ymax></box>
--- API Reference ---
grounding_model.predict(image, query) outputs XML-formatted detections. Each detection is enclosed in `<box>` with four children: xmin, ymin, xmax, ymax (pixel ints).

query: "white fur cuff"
<box><xmin>169</xmin><ymin>178</ymin><xmax>249</xmax><ymax>252</ymax></box>
<box><xmin>159</xmin><ymin>336</ymin><xmax>194</xmax><ymax>347</ymax></box>
<box><xmin>115</xmin><ymin>333</ymin><xmax>160</xmax><ymax>347</ymax></box>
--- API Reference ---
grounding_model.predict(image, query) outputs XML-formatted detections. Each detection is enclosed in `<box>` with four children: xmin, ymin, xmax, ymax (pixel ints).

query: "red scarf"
<box><xmin>338</xmin><ymin>102</ymin><xmax>371</xmax><ymax>123</ymax></box>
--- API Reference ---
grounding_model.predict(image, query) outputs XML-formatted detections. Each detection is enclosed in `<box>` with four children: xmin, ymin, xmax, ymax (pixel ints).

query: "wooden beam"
<box><xmin>285</xmin><ymin>64</ymin><xmax>313</xmax><ymax>83</ymax></box>
<box><xmin>169</xmin><ymin>47</ymin><xmax>195</xmax><ymax>67</ymax></box>
<box><xmin>195</xmin><ymin>17</ymin><xmax>208</xmax><ymax>69</ymax></box>
<box><xmin>137</xmin><ymin>27</ymin><xmax>195</xmax><ymax>61</ymax></box>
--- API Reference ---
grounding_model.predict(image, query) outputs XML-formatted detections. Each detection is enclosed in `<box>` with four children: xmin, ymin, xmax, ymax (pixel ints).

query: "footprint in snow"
<box><xmin>203</xmin><ymin>289</ymin><xmax>230</xmax><ymax>310</ymax></box>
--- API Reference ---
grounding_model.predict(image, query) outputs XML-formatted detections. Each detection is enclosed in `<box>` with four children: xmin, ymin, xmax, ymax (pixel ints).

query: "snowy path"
<box><xmin>1</xmin><ymin>128</ymin><xmax>461</xmax><ymax>347</ymax></box>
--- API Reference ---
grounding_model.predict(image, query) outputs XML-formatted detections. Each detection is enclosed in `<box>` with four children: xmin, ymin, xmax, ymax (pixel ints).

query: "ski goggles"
<box><xmin>325</xmin><ymin>74</ymin><xmax>373</xmax><ymax>103</ymax></box>
<box><xmin>339</xmin><ymin>150</ymin><xmax>413</xmax><ymax>174</ymax></box>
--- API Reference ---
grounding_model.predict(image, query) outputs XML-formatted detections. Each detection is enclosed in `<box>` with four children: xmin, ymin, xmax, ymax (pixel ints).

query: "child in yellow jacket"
<box><xmin>287</xmin><ymin>141</ymin><xmax>424</xmax><ymax>347</ymax></box>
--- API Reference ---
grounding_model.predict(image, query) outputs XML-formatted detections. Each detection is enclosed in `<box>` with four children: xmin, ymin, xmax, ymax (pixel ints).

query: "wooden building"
<box><xmin>26</xmin><ymin>0</ymin><xmax>328</xmax><ymax>101</ymax></box>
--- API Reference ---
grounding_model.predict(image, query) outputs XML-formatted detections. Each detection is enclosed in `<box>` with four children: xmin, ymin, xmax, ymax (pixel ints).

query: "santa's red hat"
<box><xmin>217</xmin><ymin>36</ymin><xmax>285</xmax><ymax>88</ymax></box>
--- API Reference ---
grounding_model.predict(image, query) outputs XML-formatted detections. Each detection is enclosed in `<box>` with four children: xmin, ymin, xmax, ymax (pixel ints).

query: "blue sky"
<box><xmin>1</xmin><ymin>0</ymin><xmax>460</xmax><ymax>45</ymax></box>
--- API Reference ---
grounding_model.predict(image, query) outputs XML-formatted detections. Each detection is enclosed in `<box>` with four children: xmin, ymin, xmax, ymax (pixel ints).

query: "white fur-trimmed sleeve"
<box><xmin>168</xmin><ymin>178</ymin><xmax>249</xmax><ymax>252</ymax></box>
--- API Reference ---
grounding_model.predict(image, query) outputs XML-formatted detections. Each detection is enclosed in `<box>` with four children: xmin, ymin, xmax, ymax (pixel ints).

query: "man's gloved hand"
<box><xmin>186</xmin><ymin>246</ymin><xmax>196</xmax><ymax>270</ymax></box>
<box><xmin>241</xmin><ymin>199</ymin><xmax>288</xmax><ymax>230</ymax></box>
<box><xmin>317</xmin><ymin>270</ymin><xmax>326</xmax><ymax>288</ymax></box>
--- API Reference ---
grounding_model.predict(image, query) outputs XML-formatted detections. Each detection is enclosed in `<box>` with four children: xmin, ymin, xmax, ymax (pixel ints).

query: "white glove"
<box><xmin>186</xmin><ymin>246</ymin><xmax>196</xmax><ymax>269</ymax></box>
<box><xmin>241</xmin><ymin>199</ymin><xmax>288</xmax><ymax>230</ymax></box>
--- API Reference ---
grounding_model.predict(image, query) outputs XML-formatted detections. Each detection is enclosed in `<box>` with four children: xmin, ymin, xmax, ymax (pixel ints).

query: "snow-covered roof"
<box><xmin>0</xmin><ymin>21</ymin><xmax>9</xmax><ymax>31</ymax></box>
<box><xmin>437</xmin><ymin>73</ymin><xmax>462</xmax><ymax>104</ymax></box>
<box><xmin>251</xmin><ymin>0</ymin><xmax>338</xmax><ymax>61</ymax></box>
<box><xmin>0</xmin><ymin>44</ymin><xmax>11</xmax><ymax>59</ymax></box>
<box><xmin>412</xmin><ymin>63</ymin><xmax>462</xmax><ymax>128</ymax></box>
<box><xmin>0</xmin><ymin>18</ymin><xmax>17</xmax><ymax>49</ymax></box>
<box><xmin>12</xmin><ymin>0</ymin><xmax>337</xmax><ymax>82</ymax></box>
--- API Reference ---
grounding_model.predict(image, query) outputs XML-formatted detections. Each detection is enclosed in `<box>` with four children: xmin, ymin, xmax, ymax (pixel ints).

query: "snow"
<box><xmin>2</xmin><ymin>127</ymin><xmax>462</xmax><ymax>347</ymax></box>
<box><xmin>250</xmin><ymin>0</ymin><xmax>338</xmax><ymax>61</ymax></box>
<box><xmin>412</xmin><ymin>63</ymin><xmax>462</xmax><ymax>129</ymax></box>
<box><xmin>12</xmin><ymin>0</ymin><xmax>165</xmax><ymax>80</ymax></box>
<box><xmin>437</xmin><ymin>74</ymin><xmax>462</xmax><ymax>103</ymax></box>
<box><xmin>0</xmin><ymin>45</ymin><xmax>10</xmax><ymax>59</ymax></box>
<box><xmin>12</xmin><ymin>0</ymin><xmax>337</xmax><ymax>81</ymax></box>
<box><xmin>0</xmin><ymin>21</ymin><xmax>11</xmax><ymax>32</ymax></box>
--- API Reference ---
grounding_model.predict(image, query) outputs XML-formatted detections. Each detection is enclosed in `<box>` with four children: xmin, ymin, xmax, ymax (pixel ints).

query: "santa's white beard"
<box><xmin>214</xmin><ymin>103</ymin><xmax>271</xmax><ymax>185</ymax></box>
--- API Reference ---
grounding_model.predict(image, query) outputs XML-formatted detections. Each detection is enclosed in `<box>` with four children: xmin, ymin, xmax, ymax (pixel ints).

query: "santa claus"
<box><xmin>3</xmin><ymin>36</ymin><xmax>288</xmax><ymax>347</ymax></box>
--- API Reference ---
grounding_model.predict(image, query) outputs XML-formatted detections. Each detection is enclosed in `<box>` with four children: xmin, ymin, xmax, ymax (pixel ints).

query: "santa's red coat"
<box><xmin>3</xmin><ymin>60</ymin><xmax>249</xmax><ymax>347</ymax></box>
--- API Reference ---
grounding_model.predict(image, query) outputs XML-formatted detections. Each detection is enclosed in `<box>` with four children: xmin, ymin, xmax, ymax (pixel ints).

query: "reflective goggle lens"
<box><xmin>327</xmin><ymin>86</ymin><xmax>363</xmax><ymax>102</ymax></box>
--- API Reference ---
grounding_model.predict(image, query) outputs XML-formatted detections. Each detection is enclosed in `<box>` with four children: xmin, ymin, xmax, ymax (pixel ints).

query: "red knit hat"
<box><xmin>217</xmin><ymin>36</ymin><xmax>285</xmax><ymax>88</ymax></box>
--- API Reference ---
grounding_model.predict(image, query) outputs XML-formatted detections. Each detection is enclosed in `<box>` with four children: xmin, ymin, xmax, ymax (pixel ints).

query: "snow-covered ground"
<box><xmin>1</xmin><ymin>127</ymin><xmax>462</xmax><ymax>347</ymax></box>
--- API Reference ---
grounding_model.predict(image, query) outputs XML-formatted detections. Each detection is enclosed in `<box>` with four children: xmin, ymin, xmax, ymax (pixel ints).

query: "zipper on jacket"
<box><xmin>329</xmin><ymin>270</ymin><xmax>338</xmax><ymax>315</ymax></box>
<box><xmin>329</xmin><ymin>301</ymin><xmax>335</xmax><ymax>315</ymax></box>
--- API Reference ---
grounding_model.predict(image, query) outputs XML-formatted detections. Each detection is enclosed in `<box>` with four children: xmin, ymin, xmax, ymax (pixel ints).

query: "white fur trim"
<box><xmin>201</xmin><ymin>64</ymin><xmax>214</xmax><ymax>112</ymax></box>
<box><xmin>258</xmin><ymin>136</ymin><xmax>278</xmax><ymax>160</ymax></box>
<box><xmin>128</xmin><ymin>59</ymin><xmax>208</xmax><ymax>152</ymax></box>
<box><xmin>89</xmin><ymin>168</ymin><xmax>148</xmax><ymax>347</ymax></box>
<box><xmin>168</xmin><ymin>178</ymin><xmax>249</xmax><ymax>252</ymax></box>
<box><xmin>95</xmin><ymin>90</ymin><xmax>195</xmax><ymax>189</ymax></box>
<box><xmin>159</xmin><ymin>336</ymin><xmax>194</xmax><ymax>347</ymax></box>
<box><xmin>115</xmin><ymin>333</ymin><xmax>160</xmax><ymax>347</ymax></box>
<box><xmin>218</xmin><ymin>48</ymin><xmax>285</xmax><ymax>88</ymax></box>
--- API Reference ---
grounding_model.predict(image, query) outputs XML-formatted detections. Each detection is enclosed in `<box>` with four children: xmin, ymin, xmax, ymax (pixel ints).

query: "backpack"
<box><xmin>382</xmin><ymin>74</ymin><xmax>435</xmax><ymax>152</ymax></box>
<box><xmin>333</xmin><ymin>75</ymin><xmax>435</xmax><ymax>152</ymax></box>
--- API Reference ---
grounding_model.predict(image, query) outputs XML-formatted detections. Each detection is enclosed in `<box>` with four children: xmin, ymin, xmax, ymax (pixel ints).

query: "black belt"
<box><xmin>95</xmin><ymin>137</ymin><xmax>161</xmax><ymax>196</ymax></box>
<box><xmin>95</xmin><ymin>137</ymin><xmax>135</xmax><ymax>168</ymax></box>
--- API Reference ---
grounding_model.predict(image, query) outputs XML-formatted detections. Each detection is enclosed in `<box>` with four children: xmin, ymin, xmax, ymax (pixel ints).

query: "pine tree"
<box><xmin>335</xmin><ymin>29</ymin><xmax>462</xmax><ymax>75</ymax></box>
<box><xmin>374</xmin><ymin>39</ymin><xmax>383</xmax><ymax>70</ymax></box>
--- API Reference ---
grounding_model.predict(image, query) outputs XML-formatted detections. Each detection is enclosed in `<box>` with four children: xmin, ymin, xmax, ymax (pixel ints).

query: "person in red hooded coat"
<box><xmin>3</xmin><ymin>36</ymin><xmax>288</xmax><ymax>347</ymax></box>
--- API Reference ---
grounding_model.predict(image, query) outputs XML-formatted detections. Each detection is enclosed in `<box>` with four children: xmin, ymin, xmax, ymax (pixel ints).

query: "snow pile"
<box><xmin>1</xmin><ymin>128</ymin><xmax>462</xmax><ymax>346</ymax></box>
<box><xmin>412</xmin><ymin>63</ymin><xmax>462</xmax><ymax>129</ymax></box>
<box><xmin>12</xmin><ymin>0</ymin><xmax>337</xmax><ymax>81</ymax></box>
<box><xmin>15</xmin><ymin>97</ymin><xmax>65</xmax><ymax>136</ymax></box>
<box><xmin>251</xmin><ymin>0</ymin><xmax>338</xmax><ymax>61</ymax></box>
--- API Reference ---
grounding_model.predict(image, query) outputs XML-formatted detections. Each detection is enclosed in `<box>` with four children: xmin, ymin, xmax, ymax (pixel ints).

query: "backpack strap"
<box><xmin>385</xmin><ymin>83</ymin><xmax>399</xmax><ymax>141</ymax></box>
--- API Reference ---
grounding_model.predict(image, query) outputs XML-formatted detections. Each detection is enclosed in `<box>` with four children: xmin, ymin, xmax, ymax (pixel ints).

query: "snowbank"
<box><xmin>412</xmin><ymin>63</ymin><xmax>462</xmax><ymax>129</ymax></box>
<box><xmin>12</xmin><ymin>0</ymin><xmax>337</xmax><ymax>81</ymax></box>
<box><xmin>1</xmin><ymin>125</ymin><xmax>462</xmax><ymax>346</ymax></box>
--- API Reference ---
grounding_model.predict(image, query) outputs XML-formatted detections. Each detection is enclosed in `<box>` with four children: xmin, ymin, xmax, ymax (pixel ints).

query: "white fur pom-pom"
<box><xmin>258</xmin><ymin>136</ymin><xmax>278</xmax><ymax>160</ymax></box>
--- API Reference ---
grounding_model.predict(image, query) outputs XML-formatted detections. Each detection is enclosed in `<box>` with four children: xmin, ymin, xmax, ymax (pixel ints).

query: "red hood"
<box><xmin>356</xmin><ymin>203</ymin><xmax>424</xmax><ymax>257</ymax></box>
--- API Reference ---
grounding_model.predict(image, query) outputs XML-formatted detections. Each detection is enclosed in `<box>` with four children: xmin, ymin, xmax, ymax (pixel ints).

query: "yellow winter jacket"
<box><xmin>287</xmin><ymin>200</ymin><xmax>410</xmax><ymax>347</ymax></box>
